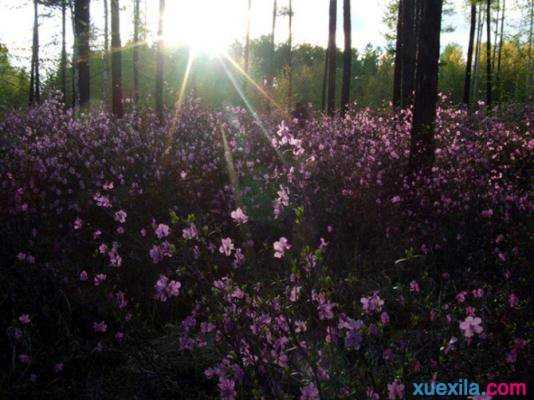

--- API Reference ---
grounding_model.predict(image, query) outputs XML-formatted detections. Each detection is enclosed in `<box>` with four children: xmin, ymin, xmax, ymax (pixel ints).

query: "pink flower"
<box><xmin>94</xmin><ymin>273</ymin><xmax>107</xmax><ymax>286</ymax></box>
<box><xmin>459</xmin><ymin>316</ymin><xmax>483</xmax><ymax>338</ymax></box>
<box><xmin>300</xmin><ymin>383</ymin><xmax>320</xmax><ymax>400</ymax></box>
<box><xmin>93</xmin><ymin>321</ymin><xmax>107</xmax><ymax>333</ymax></box>
<box><xmin>182</xmin><ymin>223</ymin><xmax>198</xmax><ymax>240</ymax></box>
<box><xmin>481</xmin><ymin>209</ymin><xmax>494</xmax><ymax>218</ymax></box>
<box><xmin>115</xmin><ymin>331</ymin><xmax>125</xmax><ymax>343</ymax></box>
<box><xmin>219</xmin><ymin>237</ymin><xmax>235</xmax><ymax>256</ymax></box>
<box><xmin>508</xmin><ymin>293</ymin><xmax>519</xmax><ymax>308</ymax></box>
<box><xmin>73</xmin><ymin>217</ymin><xmax>83</xmax><ymax>230</ymax></box>
<box><xmin>472</xmin><ymin>288</ymin><xmax>484</xmax><ymax>298</ymax></box>
<box><xmin>80</xmin><ymin>270</ymin><xmax>88</xmax><ymax>281</ymax></box>
<box><xmin>218</xmin><ymin>378</ymin><xmax>236</xmax><ymax>400</ymax></box>
<box><xmin>273</xmin><ymin>237</ymin><xmax>291</xmax><ymax>258</ymax></box>
<box><xmin>18</xmin><ymin>354</ymin><xmax>31</xmax><ymax>364</ymax></box>
<box><xmin>410</xmin><ymin>280</ymin><xmax>420</xmax><ymax>293</ymax></box>
<box><xmin>155</xmin><ymin>223</ymin><xmax>170</xmax><ymax>239</ymax></box>
<box><xmin>18</xmin><ymin>314</ymin><xmax>31</xmax><ymax>325</ymax></box>
<box><xmin>230</xmin><ymin>207</ymin><xmax>248</xmax><ymax>224</ymax></box>
<box><xmin>387</xmin><ymin>379</ymin><xmax>405</xmax><ymax>399</ymax></box>
<box><xmin>114</xmin><ymin>210</ymin><xmax>127</xmax><ymax>224</ymax></box>
<box><xmin>381</xmin><ymin>311</ymin><xmax>390</xmax><ymax>325</ymax></box>
<box><xmin>361</xmin><ymin>292</ymin><xmax>384</xmax><ymax>314</ymax></box>
<box><xmin>391</xmin><ymin>195</ymin><xmax>402</xmax><ymax>204</ymax></box>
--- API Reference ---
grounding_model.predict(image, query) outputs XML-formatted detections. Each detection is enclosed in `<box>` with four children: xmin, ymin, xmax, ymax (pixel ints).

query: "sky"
<box><xmin>0</xmin><ymin>0</ymin><xmax>526</xmax><ymax>72</ymax></box>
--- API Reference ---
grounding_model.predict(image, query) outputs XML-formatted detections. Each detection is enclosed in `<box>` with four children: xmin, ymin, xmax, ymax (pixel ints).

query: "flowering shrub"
<box><xmin>0</xmin><ymin>98</ymin><xmax>531</xmax><ymax>398</ymax></box>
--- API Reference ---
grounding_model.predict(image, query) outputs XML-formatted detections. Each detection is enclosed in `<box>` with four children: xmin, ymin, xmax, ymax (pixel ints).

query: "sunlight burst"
<box><xmin>163</xmin><ymin>1</ymin><xmax>238</xmax><ymax>55</ymax></box>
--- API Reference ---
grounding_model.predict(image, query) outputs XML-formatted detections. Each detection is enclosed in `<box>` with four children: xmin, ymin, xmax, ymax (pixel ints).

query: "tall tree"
<box><xmin>29</xmin><ymin>0</ymin><xmax>40</xmax><ymax>105</ymax></box>
<box><xmin>61</xmin><ymin>0</ymin><xmax>67</xmax><ymax>104</ymax></box>
<box><xmin>527</xmin><ymin>0</ymin><xmax>533</xmax><ymax>98</ymax></box>
<box><xmin>340</xmin><ymin>0</ymin><xmax>351</xmax><ymax>111</ymax></box>
<box><xmin>133</xmin><ymin>0</ymin><xmax>140</xmax><ymax>106</ymax></box>
<box><xmin>472</xmin><ymin>2</ymin><xmax>484</xmax><ymax>101</ymax></box>
<box><xmin>103</xmin><ymin>0</ymin><xmax>109</xmax><ymax>102</ymax></box>
<box><xmin>155</xmin><ymin>0</ymin><xmax>165</xmax><ymax>123</ymax></box>
<box><xmin>111</xmin><ymin>0</ymin><xmax>123</xmax><ymax>117</ymax></box>
<box><xmin>463</xmin><ymin>1</ymin><xmax>477</xmax><ymax>105</ymax></box>
<box><xmin>486</xmin><ymin>0</ymin><xmax>492</xmax><ymax>108</ymax></box>
<box><xmin>496</xmin><ymin>0</ymin><xmax>505</xmax><ymax>101</ymax></box>
<box><xmin>393</xmin><ymin>0</ymin><xmax>404</xmax><ymax>108</ymax></box>
<box><xmin>269</xmin><ymin>0</ymin><xmax>278</xmax><ymax>88</ymax></box>
<box><xmin>74</xmin><ymin>0</ymin><xmax>91</xmax><ymax>107</ymax></box>
<box><xmin>244</xmin><ymin>0</ymin><xmax>251</xmax><ymax>75</ymax></box>
<box><xmin>288</xmin><ymin>0</ymin><xmax>293</xmax><ymax>106</ymax></box>
<box><xmin>401</xmin><ymin>0</ymin><xmax>417</xmax><ymax>107</ymax></box>
<box><xmin>326</xmin><ymin>0</ymin><xmax>337</xmax><ymax>115</ymax></box>
<box><xmin>410</xmin><ymin>0</ymin><xmax>443</xmax><ymax>172</ymax></box>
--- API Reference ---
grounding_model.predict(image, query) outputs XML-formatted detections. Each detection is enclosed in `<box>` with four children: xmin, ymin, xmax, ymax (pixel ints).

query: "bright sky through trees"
<box><xmin>0</xmin><ymin>0</ymin><xmax>524</xmax><ymax>69</ymax></box>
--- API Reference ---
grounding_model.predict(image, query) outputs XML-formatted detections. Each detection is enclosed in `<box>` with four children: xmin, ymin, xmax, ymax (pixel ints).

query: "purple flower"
<box><xmin>273</xmin><ymin>237</ymin><xmax>291</xmax><ymax>258</ymax></box>
<box><xmin>218</xmin><ymin>378</ymin><xmax>236</xmax><ymax>400</ymax></box>
<box><xmin>387</xmin><ymin>380</ymin><xmax>405</xmax><ymax>400</ymax></box>
<box><xmin>459</xmin><ymin>316</ymin><xmax>483</xmax><ymax>338</ymax></box>
<box><xmin>114</xmin><ymin>210</ymin><xmax>127</xmax><ymax>224</ymax></box>
<box><xmin>18</xmin><ymin>314</ymin><xmax>31</xmax><ymax>325</ymax></box>
<box><xmin>155</xmin><ymin>223</ymin><xmax>171</xmax><ymax>239</ymax></box>
<box><xmin>300</xmin><ymin>383</ymin><xmax>320</xmax><ymax>400</ymax></box>
<box><xmin>182</xmin><ymin>223</ymin><xmax>198</xmax><ymax>240</ymax></box>
<box><xmin>219</xmin><ymin>237</ymin><xmax>235</xmax><ymax>256</ymax></box>
<box><xmin>230</xmin><ymin>207</ymin><xmax>248</xmax><ymax>224</ymax></box>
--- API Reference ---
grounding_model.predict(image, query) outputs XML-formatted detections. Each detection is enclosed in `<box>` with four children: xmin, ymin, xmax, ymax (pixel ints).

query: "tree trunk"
<box><xmin>492</xmin><ymin>0</ymin><xmax>500</xmax><ymax>70</ymax></box>
<box><xmin>393</xmin><ymin>0</ymin><xmax>404</xmax><ymax>108</ymax></box>
<box><xmin>103</xmin><ymin>0</ymin><xmax>109</xmax><ymax>104</ymax></box>
<box><xmin>288</xmin><ymin>0</ymin><xmax>293</xmax><ymax>107</ymax></box>
<box><xmin>496</xmin><ymin>0</ymin><xmax>505</xmax><ymax>102</ymax></box>
<box><xmin>74</xmin><ymin>0</ymin><xmax>91</xmax><ymax>107</ymax></box>
<box><xmin>486</xmin><ymin>0</ymin><xmax>492</xmax><ymax>109</ymax></box>
<box><xmin>472</xmin><ymin>3</ymin><xmax>483</xmax><ymax>102</ymax></box>
<box><xmin>341</xmin><ymin>0</ymin><xmax>351</xmax><ymax>112</ymax></box>
<box><xmin>111</xmin><ymin>0</ymin><xmax>123</xmax><ymax>117</ymax></box>
<box><xmin>70</xmin><ymin>3</ymin><xmax>78</xmax><ymax>108</ymax></box>
<box><xmin>61</xmin><ymin>0</ymin><xmax>67</xmax><ymax>104</ymax></box>
<box><xmin>29</xmin><ymin>0</ymin><xmax>40</xmax><ymax>105</ymax></box>
<box><xmin>409</xmin><ymin>0</ymin><xmax>443</xmax><ymax>173</ymax></box>
<box><xmin>401</xmin><ymin>0</ymin><xmax>417</xmax><ymax>107</ymax></box>
<box><xmin>133</xmin><ymin>0</ymin><xmax>140</xmax><ymax>106</ymax></box>
<box><xmin>326</xmin><ymin>0</ymin><xmax>337</xmax><ymax>115</ymax></box>
<box><xmin>321</xmin><ymin>48</ymin><xmax>328</xmax><ymax>111</ymax></box>
<box><xmin>527</xmin><ymin>0</ymin><xmax>533</xmax><ymax>99</ymax></box>
<box><xmin>244</xmin><ymin>0</ymin><xmax>251</xmax><ymax>75</ymax></box>
<box><xmin>463</xmin><ymin>1</ymin><xmax>477</xmax><ymax>106</ymax></box>
<box><xmin>155</xmin><ymin>0</ymin><xmax>165</xmax><ymax>123</ymax></box>
<box><xmin>269</xmin><ymin>0</ymin><xmax>277</xmax><ymax>88</ymax></box>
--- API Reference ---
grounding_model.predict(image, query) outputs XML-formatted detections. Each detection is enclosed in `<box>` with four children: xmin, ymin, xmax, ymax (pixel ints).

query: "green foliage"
<box><xmin>0</xmin><ymin>44</ymin><xmax>30</xmax><ymax>113</ymax></box>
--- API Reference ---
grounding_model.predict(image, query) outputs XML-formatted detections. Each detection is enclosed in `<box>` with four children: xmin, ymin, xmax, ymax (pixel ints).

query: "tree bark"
<box><xmin>103</xmin><ymin>0</ymin><xmax>109</xmax><ymax>103</ymax></box>
<box><xmin>409</xmin><ymin>0</ymin><xmax>443</xmax><ymax>173</ymax></box>
<box><xmin>492</xmin><ymin>0</ymin><xmax>500</xmax><ymax>70</ymax></box>
<box><xmin>269</xmin><ymin>0</ymin><xmax>277</xmax><ymax>88</ymax></box>
<box><xmin>111</xmin><ymin>0</ymin><xmax>123</xmax><ymax>117</ymax></box>
<box><xmin>527</xmin><ymin>0</ymin><xmax>533</xmax><ymax>99</ymax></box>
<box><xmin>463</xmin><ymin>1</ymin><xmax>477</xmax><ymax>106</ymax></box>
<box><xmin>321</xmin><ymin>47</ymin><xmax>328</xmax><ymax>112</ymax></box>
<box><xmin>61</xmin><ymin>0</ymin><xmax>67</xmax><ymax>104</ymax></box>
<box><xmin>155</xmin><ymin>0</ymin><xmax>165</xmax><ymax>123</ymax></box>
<box><xmin>74</xmin><ymin>0</ymin><xmax>91</xmax><ymax>107</ymax></box>
<box><xmin>133</xmin><ymin>0</ymin><xmax>140</xmax><ymax>106</ymax></box>
<box><xmin>393</xmin><ymin>0</ymin><xmax>404</xmax><ymax>108</ymax></box>
<box><xmin>288</xmin><ymin>0</ymin><xmax>293</xmax><ymax>107</ymax></box>
<box><xmin>401</xmin><ymin>0</ymin><xmax>416</xmax><ymax>107</ymax></box>
<box><xmin>472</xmin><ymin>3</ymin><xmax>483</xmax><ymax>102</ymax></box>
<box><xmin>326</xmin><ymin>0</ymin><xmax>337</xmax><ymax>115</ymax></box>
<box><xmin>496</xmin><ymin>0</ymin><xmax>505</xmax><ymax>102</ymax></box>
<box><xmin>486</xmin><ymin>0</ymin><xmax>492</xmax><ymax>109</ymax></box>
<box><xmin>341</xmin><ymin>0</ymin><xmax>351</xmax><ymax>112</ymax></box>
<box><xmin>29</xmin><ymin>0</ymin><xmax>40</xmax><ymax>105</ymax></box>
